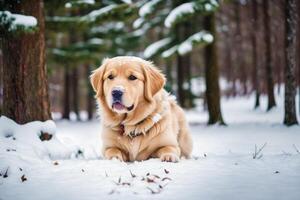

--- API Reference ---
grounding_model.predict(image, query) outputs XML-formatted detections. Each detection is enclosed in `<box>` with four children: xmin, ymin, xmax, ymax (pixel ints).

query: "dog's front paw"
<box><xmin>160</xmin><ymin>153</ymin><xmax>179</xmax><ymax>163</ymax></box>
<box><xmin>104</xmin><ymin>148</ymin><xmax>126</xmax><ymax>162</ymax></box>
<box><xmin>107</xmin><ymin>154</ymin><xmax>124</xmax><ymax>162</ymax></box>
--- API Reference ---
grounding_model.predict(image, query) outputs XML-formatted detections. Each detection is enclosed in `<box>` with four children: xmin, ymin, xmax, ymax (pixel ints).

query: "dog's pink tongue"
<box><xmin>113</xmin><ymin>102</ymin><xmax>125</xmax><ymax>110</ymax></box>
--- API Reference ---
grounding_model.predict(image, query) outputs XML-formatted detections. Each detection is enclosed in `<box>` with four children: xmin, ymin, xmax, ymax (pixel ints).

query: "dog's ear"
<box><xmin>142</xmin><ymin>61</ymin><xmax>165</xmax><ymax>102</ymax></box>
<box><xmin>90</xmin><ymin>59</ymin><xmax>109</xmax><ymax>97</ymax></box>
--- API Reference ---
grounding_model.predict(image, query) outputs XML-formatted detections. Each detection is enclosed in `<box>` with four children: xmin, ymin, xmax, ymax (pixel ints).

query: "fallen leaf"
<box><xmin>21</xmin><ymin>174</ymin><xmax>27</xmax><ymax>182</ymax></box>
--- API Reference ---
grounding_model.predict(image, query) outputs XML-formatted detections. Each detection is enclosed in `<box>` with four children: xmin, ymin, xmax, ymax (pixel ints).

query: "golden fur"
<box><xmin>90</xmin><ymin>56</ymin><xmax>193</xmax><ymax>162</ymax></box>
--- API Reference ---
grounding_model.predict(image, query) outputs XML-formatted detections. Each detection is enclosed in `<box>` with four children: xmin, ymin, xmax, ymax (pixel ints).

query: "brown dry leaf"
<box><xmin>146</xmin><ymin>177</ymin><xmax>155</xmax><ymax>183</ymax></box>
<box><xmin>21</xmin><ymin>174</ymin><xmax>27</xmax><ymax>182</ymax></box>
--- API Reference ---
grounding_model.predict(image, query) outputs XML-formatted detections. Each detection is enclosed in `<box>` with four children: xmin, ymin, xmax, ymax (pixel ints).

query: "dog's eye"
<box><xmin>128</xmin><ymin>75</ymin><xmax>137</xmax><ymax>80</ymax></box>
<box><xmin>108</xmin><ymin>74</ymin><xmax>114</xmax><ymax>80</ymax></box>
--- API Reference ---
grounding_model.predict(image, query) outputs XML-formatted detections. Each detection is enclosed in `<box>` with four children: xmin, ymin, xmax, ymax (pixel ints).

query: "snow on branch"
<box><xmin>178</xmin><ymin>31</ymin><xmax>213</xmax><ymax>55</ymax></box>
<box><xmin>139</xmin><ymin>0</ymin><xmax>163</xmax><ymax>17</ymax></box>
<box><xmin>133</xmin><ymin>17</ymin><xmax>145</xmax><ymax>29</ymax></box>
<box><xmin>91</xmin><ymin>22</ymin><xmax>125</xmax><ymax>34</ymax></box>
<box><xmin>144</xmin><ymin>37</ymin><xmax>172</xmax><ymax>58</ymax></box>
<box><xmin>0</xmin><ymin>11</ymin><xmax>37</xmax><ymax>32</ymax></box>
<box><xmin>162</xmin><ymin>45</ymin><xmax>178</xmax><ymax>58</ymax></box>
<box><xmin>82</xmin><ymin>4</ymin><xmax>118</xmax><ymax>22</ymax></box>
<box><xmin>165</xmin><ymin>2</ymin><xmax>195</xmax><ymax>28</ymax></box>
<box><xmin>164</xmin><ymin>0</ymin><xmax>219</xmax><ymax>28</ymax></box>
<box><xmin>47</xmin><ymin>4</ymin><xmax>131</xmax><ymax>28</ymax></box>
<box><xmin>65</xmin><ymin>0</ymin><xmax>95</xmax><ymax>8</ymax></box>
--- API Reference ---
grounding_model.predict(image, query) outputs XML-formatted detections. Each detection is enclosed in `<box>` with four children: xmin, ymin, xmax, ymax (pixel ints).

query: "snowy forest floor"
<box><xmin>1</xmin><ymin>93</ymin><xmax>300</xmax><ymax>200</ymax></box>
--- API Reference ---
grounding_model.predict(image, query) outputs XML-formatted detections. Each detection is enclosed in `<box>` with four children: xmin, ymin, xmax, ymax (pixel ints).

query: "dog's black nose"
<box><xmin>112</xmin><ymin>89</ymin><xmax>123</xmax><ymax>100</ymax></box>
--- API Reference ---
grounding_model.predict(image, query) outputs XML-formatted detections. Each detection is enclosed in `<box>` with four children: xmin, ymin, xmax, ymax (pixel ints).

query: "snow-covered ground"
<box><xmin>1</xmin><ymin>93</ymin><xmax>300</xmax><ymax>200</ymax></box>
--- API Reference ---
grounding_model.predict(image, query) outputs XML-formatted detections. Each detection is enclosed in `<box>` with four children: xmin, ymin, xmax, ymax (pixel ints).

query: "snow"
<box><xmin>121</xmin><ymin>0</ymin><xmax>132</xmax><ymax>4</ymax></box>
<box><xmin>91</xmin><ymin>22</ymin><xmax>124</xmax><ymax>33</ymax></box>
<box><xmin>0</xmin><ymin>11</ymin><xmax>37</xmax><ymax>31</ymax></box>
<box><xmin>139</xmin><ymin>0</ymin><xmax>162</xmax><ymax>17</ymax></box>
<box><xmin>1</xmin><ymin>91</ymin><xmax>300</xmax><ymax>199</ymax></box>
<box><xmin>52</xmin><ymin>48</ymin><xmax>67</xmax><ymax>56</ymax></box>
<box><xmin>178</xmin><ymin>31</ymin><xmax>213</xmax><ymax>55</ymax></box>
<box><xmin>82</xmin><ymin>5</ymin><xmax>117</xmax><ymax>22</ymax></box>
<box><xmin>144</xmin><ymin>38</ymin><xmax>172</xmax><ymax>58</ymax></box>
<box><xmin>133</xmin><ymin>17</ymin><xmax>144</xmax><ymax>29</ymax></box>
<box><xmin>161</xmin><ymin>45</ymin><xmax>178</xmax><ymax>58</ymax></box>
<box><xmin>164</xmin><ymin>2</ymin><xmax>195</xmax><ymax>28</ymax></box>
<box><xmin>87</xmin><ymin>38</ymin><xmax>104</xmax><ymax>45</ymax></box>
<box><xmin>65</xmin><ymin>0</ymin><xmax>95</xmax><ymax>8</ymax></box>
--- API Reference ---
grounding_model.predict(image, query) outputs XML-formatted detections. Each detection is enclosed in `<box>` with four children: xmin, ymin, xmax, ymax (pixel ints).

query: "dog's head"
<box><xmin>90</xmin><ymin>56</ymin><xmax>165</xmax><ymax>114</ymax></box>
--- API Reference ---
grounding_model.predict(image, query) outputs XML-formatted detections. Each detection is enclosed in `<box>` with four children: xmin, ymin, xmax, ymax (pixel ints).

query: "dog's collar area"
<box><xmin>118</xmin><ymin>112</ymin><xmax>163</xmax><ymax>138</ymax></box>
<box><xmin>118</xmin><ymin>124</ymin><xmax>143</xmax><ymax>138</ymax></box>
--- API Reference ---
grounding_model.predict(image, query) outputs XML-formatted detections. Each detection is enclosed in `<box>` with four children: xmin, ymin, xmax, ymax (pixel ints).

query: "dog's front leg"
<box><xmin>154</xmin><ymin>146</ymin><xmax>180</xmax><ymax>162</ymax></box>
<box><xmin>104</xmin><ymin>147</ymin><xmax>128</xmax><ymax>162</ymax></box>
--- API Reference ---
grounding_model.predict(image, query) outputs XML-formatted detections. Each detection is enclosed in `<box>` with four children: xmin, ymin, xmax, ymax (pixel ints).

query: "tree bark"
<box><xmin>204</xmin><ymin>14</ymin><xmax>225</xmax><ymax>125</ymax></box>
<box><xmin>2</xmin><ymin>0</ymin><xmax>51</xmax><ymax>124</ymax></box>
<box><xmin>0</xmin><ymin>50</ymin><xmax>3</xmax><ymax>115</ymax></box>
<box><xmin>283</xmin><ymin>0</ymin><xmax>298</xmax><ymax>125</ymax></box>
<box><xmin>263</xmin><ymin>0</ymin><xmax>276</xmax><ymax>111</ymax></box>
<box><xmin>72</xmin><ymin>67</ymin><xmax>80</xmax><ymax>120</ymax></box>
<box><xmin>252</xmin><ymin>0</ymin><xmax>260</xmax><ymax>109</ymax></box>
<box><xmin>176</xmin><ymin>54</ymin><xmax>185</xmax><ymax>107</ymax></box>
<box><xmin>297</xmin><ymin>0</ymin><xmax>300</xmax><ymax>114</ymax></box>
<box><xmin>62</xmin><ymin>67</ymin><xmax>70</xmax><ymax>119</ymax></box>
<box><xmin>85</xmin><ymin>64</ymin><xmax>94</xmax><ymax>120</ymax></box>
<box><xmin>165</xmin><ymin>59</ymin><xmax>173</xmax><ymax>92</ymax></box>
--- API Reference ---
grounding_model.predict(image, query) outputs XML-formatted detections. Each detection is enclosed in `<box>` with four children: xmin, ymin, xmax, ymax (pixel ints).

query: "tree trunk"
<box><xmin>283</xmin><ymin>0</ymin><xmax>298</xmax><ymax>126</ymax></box>
<box><xmin>252</xmin><ymin>0</ymin><xmax>260</xmax><ymax>109</ymax></box>
<box><xmin>85</xmin><ymin>64</ymin><xmax>94</xmax><ymax>120</ymax></box>
<box><xmin>72</xmin><ymin>67</ymin><xmax>80</xmax><ymax>120</ymax></box>
<box><xmin>0</xmin><ymin>50</ymin><xmax>3</xmax><ymax>115</ymax></box>
<box><xmin>185</xmin><ymin>53</ymin><xmax>193</xmax><ymax>108</ymax></box>
<box><xmin>165</xmin><ymin>59</ymin><xmax>173</xmax><ymax>92</ymax></box>
<box><xmin>62</xmin><ymin>67</ymin><xmax>70</xmax><ymax>119</ymax></box>
<box><xmin>2</xmin><ymin>0</ymin><xmax>51</xmax><ymax>124</ymax></box>
<box><xmin>184</xmin><ymin>22</ymin><xmax>193</xmax><ymax>108</ymax></box>
<box><xmin>204</xmin><ymin>14</ymin><xmax>225</xmax><ymax>125</ymax></box>
<box><xmin>176</xmin><ymin>23</ymin><xmax>193</xmax><ymax>108</ymax></box>
<box><xmin>263</xmin><ymin>0</ymin><xmax>276</xmax><ymax>111</ymax></box>
<box><xmin>297</xmin><ymin>0</ymin><xmax>300</xmax><ymax>114</ymax></box>
<box><xmin>176</xmin><ymin>54</ymin><xmax>185</xmax><ymax>107</ymax></box>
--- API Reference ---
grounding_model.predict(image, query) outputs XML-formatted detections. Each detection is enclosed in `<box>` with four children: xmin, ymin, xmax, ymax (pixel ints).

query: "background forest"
<box><xmin>1</xmin><ymin>0</ymin><xmax>299</xmax><ymax>126</ymax></box>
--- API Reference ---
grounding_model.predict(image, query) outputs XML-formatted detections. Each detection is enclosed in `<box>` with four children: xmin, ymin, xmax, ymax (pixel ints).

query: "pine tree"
<box><xmin>263</xmin><ymin>0</ymin><xmax>276</xmax><ymax>111</ymax></box>
<box><xmin>283</xmin><ymin>0</ymin><xmax>298</xmax><ymax>126</ymax></box>
<box><xmin>134</xmin><ymin>0</ymin><xmax>221</xmax><ymax>113</ymax></box>
<box><xmin>251</xmin><ymin>0</ymin><xmax>260</xmax><ymax>109</ymax></box>
<box><xmin>204</xmin><ymin>13</ymin><xmax>225</xmax><ymax>125</ymax></box>
<box><xmin>45</xmin><ymin>0</ymin><xmax>137</xmax><ymax>120</ymax></box>
<box><xmin>1</xmin><ymin>0</ymin><xmax>51</xmax><ymax>124</ymax></box>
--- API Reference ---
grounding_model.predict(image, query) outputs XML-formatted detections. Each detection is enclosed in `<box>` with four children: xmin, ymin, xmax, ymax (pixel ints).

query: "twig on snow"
<box><xmin>292</xmin><ymin>144</ymin><xmax>300</xmax><ymax>154</ymax></box>
<box><xmin>252</xmin><ymin>143</ymin><xmax>267</xmax><ymax>159</ymax></box>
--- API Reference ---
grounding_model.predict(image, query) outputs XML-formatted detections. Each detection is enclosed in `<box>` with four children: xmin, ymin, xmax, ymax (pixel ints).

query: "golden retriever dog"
<box><xmin>90</xmin><ymin>56</ymin><xmax>193</xmax><ymax>162</ymax></box>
